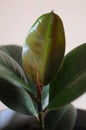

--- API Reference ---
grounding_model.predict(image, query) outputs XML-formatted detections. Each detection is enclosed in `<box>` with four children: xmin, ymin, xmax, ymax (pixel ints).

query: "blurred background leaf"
<box><xmin>0</xmin><ymin>45</ymin><xmax>22</xmax><ymax>66</ymax></box>
<box><xmin>49</xmin><ymin>43</ymin><xmax>86</xmax><ymax>109</ymax></box>
<box><xmin>44</xmin><ymin>104</ymin><xmax>77</xmax><ymax>130</ymax></box>
<box><xmin>0</xmin><ymin>45</ymin><xmax>37</xmax><ymax>94</ymax></box>
<box><xmin>0</xmin><ymin>50</ymin><xmax>37</xmax><ymax>116</ymax></box>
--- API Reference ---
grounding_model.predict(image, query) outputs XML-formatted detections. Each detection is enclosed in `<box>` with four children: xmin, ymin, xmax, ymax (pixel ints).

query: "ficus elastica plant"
<box><xmin>0</xmin><ymin>11</ymin><xmax>86</xmax><ymax>130</ymax></box>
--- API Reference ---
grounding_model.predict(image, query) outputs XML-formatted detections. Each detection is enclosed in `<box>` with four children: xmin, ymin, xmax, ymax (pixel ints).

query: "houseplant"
<box><xmin>0</xmin><ymin>11</ymin><xmax>86</xmax><ymax>130</ymax></box>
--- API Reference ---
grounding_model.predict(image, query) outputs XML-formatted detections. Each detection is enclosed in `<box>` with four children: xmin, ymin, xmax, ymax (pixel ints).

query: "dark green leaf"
<box><xmin>0</xmin><ymin>45</ymin><xmax>22</xmax><ymax>66</ymax></box>
<box><xmin>55</xmin><ymin>104</ymin><xmax>77</xmax><ymax>130</ymax></box>
<box><xmin>44</xmin><ymin>104</ymin><xmax>77</xmax><ymax>130</ymax></box>
<box><xmin>0</xmin><ymin>50</ymin><xmax>34</xmax><ymax>93</ymax></box>
<box><xmin>0</xmin><ymin>45</ymin><xmax>37</xmax><ymax>94</ymax></box>
<box><xmin>0</xmin><ymin>51</ymin><xmax>37</xmax><ymax>115</ymax></box>
<box><xmin>49</xmin><ymin>43</ymin><xmax>86</xmax><ymax>109</ymax></box>
<box><xmin>0</xmin><ymin>79</ymin><xmax>37</xmax><ymax>116</ymax></box>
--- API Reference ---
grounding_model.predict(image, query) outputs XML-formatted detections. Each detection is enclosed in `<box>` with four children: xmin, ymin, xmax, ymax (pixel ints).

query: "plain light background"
<box><xmin>0</xmin><ymin>0</ymin><xmax>86</xmax><ymax>110</ymax></box>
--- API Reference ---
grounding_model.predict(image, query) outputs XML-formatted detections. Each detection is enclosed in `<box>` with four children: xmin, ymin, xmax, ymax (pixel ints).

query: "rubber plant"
<box><xmin>0</xmin><ymin>11</ymin><xmax>86</xmax><ymax>130</ymax></box>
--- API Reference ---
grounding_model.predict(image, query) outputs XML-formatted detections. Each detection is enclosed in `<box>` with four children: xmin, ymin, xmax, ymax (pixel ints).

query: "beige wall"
<box><xmin>0</xmin><ymin>0</ymin><xmax>86</xmax><ymax>110</ymax></box>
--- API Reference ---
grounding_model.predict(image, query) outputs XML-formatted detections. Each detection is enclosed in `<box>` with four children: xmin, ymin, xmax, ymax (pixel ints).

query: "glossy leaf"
<box><xmin>44</xmin><ymin>104</ymin><xmax>77</xmax><ymax>130</ymax></box>
<box><xmin>49</xmin><ymin>43</ymin><xmax>86</xmax><ymax>109</ymax></box>
<box><xmin>22</xmin><ymin>11</ymin><xmax>65</xmax><ymax>86</ymax></box>
<box><xmin>0</xmin><ymin>51</ymin><xmax>37</xmax><ymax>115</ymax></box>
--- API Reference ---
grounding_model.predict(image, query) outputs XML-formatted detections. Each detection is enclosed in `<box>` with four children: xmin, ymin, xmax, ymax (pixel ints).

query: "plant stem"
<box><xmin>38</xmin><ymin>99</ymin><xmax>44</xmax><ymax>130</ymax></box>
<box><xmin>34</xmin><ymin>59</ymin><xmax>44</xmax><ymax>130</ymax></box>
<box><xmin>36</xmin><ymin>77</ymin><xmax>44</xmax><ymax>129</ymax></box>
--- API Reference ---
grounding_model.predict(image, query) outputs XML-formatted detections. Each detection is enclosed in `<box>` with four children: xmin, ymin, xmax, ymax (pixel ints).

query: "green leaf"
<box><xmin>0</xmin><ymin>45</ymin><xmax>22</xmax><ymax>66</ymax></box>
<box><xmin>44</xmin><ymin>104</ymin><xmax>77</xmax><ymax>130</ymax></box>
<box><xmin>0</xmin><ymin>45</ymin><xmax>37</xmax><ymax>94</ymax></box>
<box><xmin>22</xmin><ymin>11</ymin><xmax>65</xmax><ymax>86</ymax></box>
<box><xmin>0</xmin><ymin>51</ymin><xmax>37</xmax><ymax>115</ymax></box>
<box><xmin>0</xmin><ymin>79</ymin><xmax>37</xmax><ymax>116</ymax></box>
<box><xmin>49</xmin><ymin>43</ymin><xmax>86</xmax><ymax>109</ymax></box>
<box><xmin>0</xmin><ymin>50</ymin><xmax>34</xmax><ymax>93</ymax></box>
<box><xmin>42</xmin><ymin>85</ymin><xmax>49</xmax><ymax>110</ymax></box>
